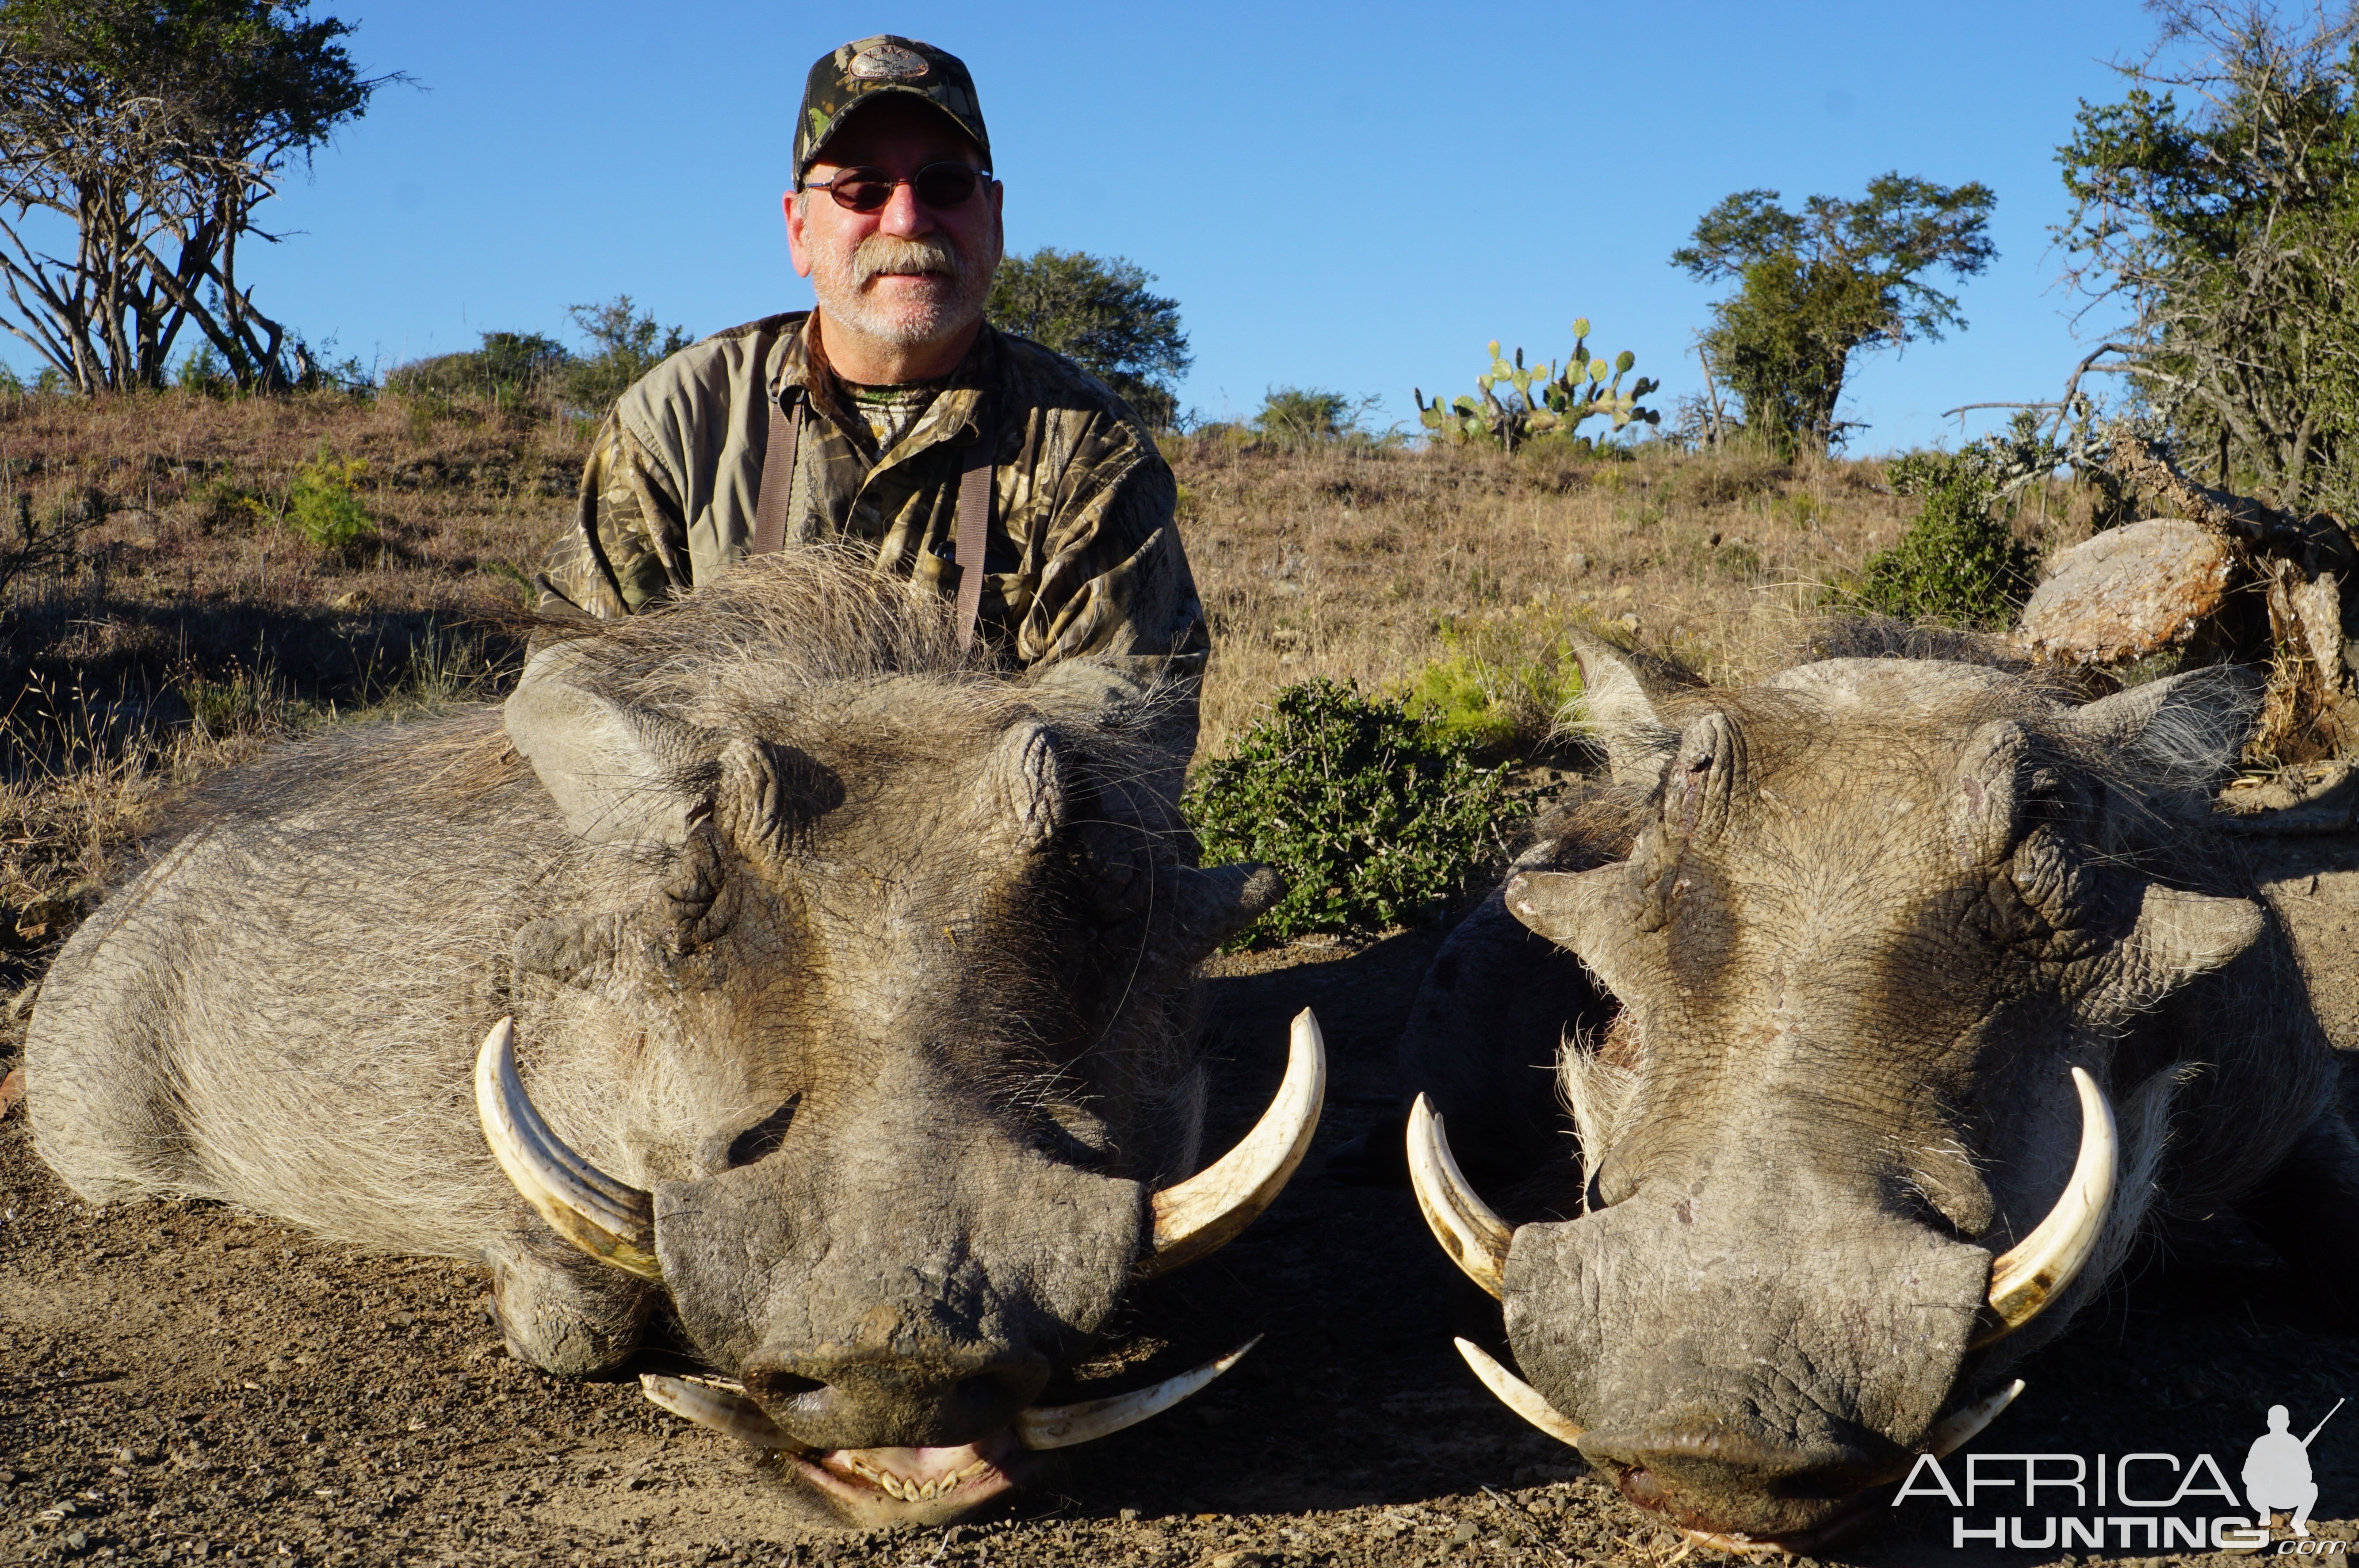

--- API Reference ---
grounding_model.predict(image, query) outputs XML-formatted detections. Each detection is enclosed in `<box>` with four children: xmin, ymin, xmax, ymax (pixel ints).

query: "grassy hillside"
<box><xmin>0</xmin><ymin>385</ymin><xmax>2098</xmax><ymax>1002</ymax></box>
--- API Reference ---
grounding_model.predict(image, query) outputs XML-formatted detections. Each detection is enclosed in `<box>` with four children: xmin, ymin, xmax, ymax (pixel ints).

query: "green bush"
<box><xmin>384</xmin><ymin>330</ymin><xmax>568</xmax><ymax>401</ymax></box>
<box><xmin>559</xmin><ymin>295</ymin><xmax>690</xmax><ymax>412</ymax></box>
<box><xmin>1396</xmin><ymin>614</ymin><xmax>1584</xmax><ymax>754</ymax></box>
<box><xmin>1186</xmin><ymin>679</ymin><xmax>1539</xmax><ymax>945</ymax></box>
<box><xmin>283</xmin><ymin>449</ymin><xmax>375</xmax><ymax>550</ymax></box>
<box><xmin>1849</xmin><ymin>446</ymin><xmax>2035</xmax><ymax>628</ymax></box>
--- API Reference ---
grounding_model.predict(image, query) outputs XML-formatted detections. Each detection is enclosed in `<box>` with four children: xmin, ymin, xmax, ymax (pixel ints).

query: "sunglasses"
<box><xmin>803</xmin><ymin>161</ymin><xmax>990</xmax><ymax>214</ymax></box>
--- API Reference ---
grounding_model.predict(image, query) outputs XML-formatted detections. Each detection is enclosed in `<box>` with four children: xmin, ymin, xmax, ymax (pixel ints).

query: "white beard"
<box><xmin>810</xmin><ymin>229</ymin><xmax>997</xmax><ymax>355</ymax></box>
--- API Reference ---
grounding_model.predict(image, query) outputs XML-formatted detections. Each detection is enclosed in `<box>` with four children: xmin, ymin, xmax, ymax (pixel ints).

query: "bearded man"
<box><xmin>537</xmin><ymin>34</ymin><xmax>1204</xmax><ymax>718</ymax></box>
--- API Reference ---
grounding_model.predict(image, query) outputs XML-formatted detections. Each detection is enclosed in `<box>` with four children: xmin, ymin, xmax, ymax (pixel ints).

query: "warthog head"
<box><xmin>1411</xmin><ymin>639</ymin><xmax>2317</xmax><ymax>1549</ymax></box>
<box><xmin>472</xmin><ymin>556</ymin><xmax>1319</xmax><ymax>1525</ymax></box>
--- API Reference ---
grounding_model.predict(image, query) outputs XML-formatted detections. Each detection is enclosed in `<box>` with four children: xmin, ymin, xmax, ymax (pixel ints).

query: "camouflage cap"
<box><xmin>795</xmin><ymin>36</ymin><xmax>990</xmax><ymax>187</ymax></box>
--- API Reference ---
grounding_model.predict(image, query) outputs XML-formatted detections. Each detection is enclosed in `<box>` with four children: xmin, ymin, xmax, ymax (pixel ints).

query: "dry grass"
<box><xmin>1</xmin><ymin>387</ymin><xmax>2100</xmax><ymax>1006</ymax></box>
<box><xmin>1174</xmin><ymin>436</ymin><xmax>1924</xmax><ymax>755</ymax></box>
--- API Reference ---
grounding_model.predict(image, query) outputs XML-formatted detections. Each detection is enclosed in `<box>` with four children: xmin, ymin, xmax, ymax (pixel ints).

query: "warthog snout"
<box><xmin>741</xmin><ymin>1340</ymin><xmax>1052</xmax><ymax>1452</ymax></box>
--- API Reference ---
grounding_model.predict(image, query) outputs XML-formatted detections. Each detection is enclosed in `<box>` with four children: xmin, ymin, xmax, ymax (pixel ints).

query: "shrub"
<box><xmin>175</xmin><ymin>346</ymin><xmax>234</xmax><ymax>397</ymax></box>
<box><xmin>1849</xmin><ymin>446</ymin><xmax>2034</xmax><ymax>628</ymax></box>
<box><xmin>384</xmin><ymin>330</ymin><xmax>568</xmax><ymax>402</ymax></box>
<box><xmin>560</xmin><ymin>295</ymin><xmax>689</xmax><ymax>412</ymax></box>
<box><xmin>1396</xmin><ymin>614</ymin><xmax>1584</xmax><ymax>754</ymax></box>
<box><xmin>282</xmin><ymin>449</ymin><xmax>374</xmax><ymax>551</ymax></box>
<box><xmin>1186</xmin><ymin>679</ymin><xmax>1538</xmax><ymax>945</ymax></box>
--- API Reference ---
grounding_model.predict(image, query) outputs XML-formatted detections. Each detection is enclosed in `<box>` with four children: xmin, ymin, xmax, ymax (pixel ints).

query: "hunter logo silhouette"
<box><xmin>2246</xmin><ymin>1399</ymin><xmax>2341</xmax><ymax>1537</ymax></box>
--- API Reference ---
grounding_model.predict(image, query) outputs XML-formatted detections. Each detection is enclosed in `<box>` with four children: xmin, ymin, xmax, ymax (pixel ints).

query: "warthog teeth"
<box><xmin>1975</xmin><ymin>1066</ymin><xmax>2117</xmax><ymax>1347</ymax></box>
<box><xmin>1407</xmin><ymin>1096</ymin><xmax>1513</xmax><ymax>1299</ymax></box>
<box><xmin>638</xmin><ymin>1373</ymin><xmax>807</xmax><ymax>1452</ymax></box>
<box><xmin>1453</xmin><ymin>1338</ymin><xmax>1586</xmax><ymax>1449</ymax></box>
<box><xmin>475</xmin><ymin>1017</ymin><xmax>663</xmax><ymax>1280</ymax></box>
<box><xmin>1927</xmin><ymin>1378</ymin><xmax>2025</xmax><ymax>1457</ymax></box>
<box><xmin>835</xmin><ymin>1453</ymin><xmax>995</xmax><ymax>1501</ymax></box>
<box><xmin>1139</xmin><ymin>1011</ymin><xmax>1326</xmax><ymax>1278</ymax></box>
<box><xmin>1014</xmin><ymin>1337</ymin><xmax>1262</xmax><ymax>1450</ymax></box>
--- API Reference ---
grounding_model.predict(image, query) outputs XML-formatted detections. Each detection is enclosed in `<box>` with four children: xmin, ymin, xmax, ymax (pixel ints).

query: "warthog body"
<box><xmin>1402</xmin><ymin>634</ymin><xmax>2359</xmax><ymax>1548</ymax></box>
<box><xmin>27</xmin><ymin>550</ymin><xmax>1294</xmax><ymax>1525</ymax></box>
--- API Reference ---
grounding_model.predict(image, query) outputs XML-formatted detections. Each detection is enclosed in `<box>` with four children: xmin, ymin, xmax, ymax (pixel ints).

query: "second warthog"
<box><xmin>26</xmin><ymin>549</ymin><xmax>1322</xmax><ymax>1526</ymax></box>
<box><xmin>1403</xmin><ymin>633</ymin><xmax>2359</xmax><ymax>1551</ymax></box>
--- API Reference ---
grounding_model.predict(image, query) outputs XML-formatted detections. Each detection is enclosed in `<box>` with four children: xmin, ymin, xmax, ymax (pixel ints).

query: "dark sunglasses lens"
<box><xmin>913</xmin><ymin>165</ymin><xmax>980</xmax><ymax>207</ymax></box>
<box><xmin>826</xmin><ymin>173</ymin><xmax>894</xmax><ymax>213</ymax></box>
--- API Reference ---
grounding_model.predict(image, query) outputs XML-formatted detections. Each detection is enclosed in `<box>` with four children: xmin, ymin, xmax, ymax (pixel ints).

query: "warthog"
<box><xmin>26</xmin><ymin>549</ymin><xmax>1323</xmax><ymax>1526</ymax></box>
<box><xmin>1400</xmin><ymin>632</ymin><xmax>2359</xmax><ymax>1550</ymax></box>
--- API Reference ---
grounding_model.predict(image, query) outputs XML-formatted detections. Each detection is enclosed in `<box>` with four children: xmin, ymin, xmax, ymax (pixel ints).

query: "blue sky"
<box><xmin>8</xmin><ymin>0</ymin><xmax>2164</xmax><ymax>452</ymax></box>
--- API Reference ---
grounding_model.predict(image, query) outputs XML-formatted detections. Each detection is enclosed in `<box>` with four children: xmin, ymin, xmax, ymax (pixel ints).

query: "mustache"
<box><xmin>853</xmin><ymin>233</ymin><xmax>963</xmax><ymax>284</ymax></box>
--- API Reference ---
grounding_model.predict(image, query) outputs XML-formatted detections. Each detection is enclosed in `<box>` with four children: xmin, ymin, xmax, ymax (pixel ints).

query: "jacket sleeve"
<box><xmin>536</xmin><ymin>413</ymin><xmax>695</xmax><ymax>618</ymax></box>
<box><xmin>1017</xmin><ymin>423</ymin><xmax>1207</xmax><ymax>672</ymax></box>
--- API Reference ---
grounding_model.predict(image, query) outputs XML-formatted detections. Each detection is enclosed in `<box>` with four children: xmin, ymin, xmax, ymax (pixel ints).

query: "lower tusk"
<box><xmin>1928</xmin><ymin>1379</ymin><xmax>2025</xmax><ymax>1457</ymax></box>
<box><xmin>1015</xmin><ymin>1337</ymin><xmax>1261</xmax><ymax>1450</ymax></box>
<box><xmin>1139</xmin><ymin>1011</ymin><xmax>1325</xmax><ymax>1277</ymax></box>
<box><xmin>1975</xmin><ymin>1066</ymin><xmax>2117</xmax><ymax>1347</ymax></box>
<box><xmin>640</xmin><ymin>1373</ymin><xmax>811</xmax><ymax>1453</ymax></box>
<box><xmin>1455</xmin><ymin>1338</ymin><xmax>1585</xmax><ymax>1449</ymax></box>
<box><xmin>1407</xmin><ymin>1095</ymin><xmax>1513</xmax><ymax>1299</ymax></box>
<box><xmin>474</xmin><ymin>1017</ymin><xmax>662</xmax><ymax>1280</ymax></box>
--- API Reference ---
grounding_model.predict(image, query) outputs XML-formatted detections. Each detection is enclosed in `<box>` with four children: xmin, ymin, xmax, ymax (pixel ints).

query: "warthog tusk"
<box><xmin>1454</xmin><ymin>1338</ymin><xmax>1586</xmax><ymax>1449</ymax></box>
<box><xmin>1407</xmin><ymin>1094</ymin><xmax>1513</xmax><ymax>1299</ymax></box>
<box><xmin>640</xmin><ymin>1373</ymin><xmax>811</xmax><ymax>1451</ymax></box>
<box><xmin>1015</xmin><ymin>1336</ymin><xmax>1261</xmax><ymax>1450</ymax></box>
<box><xmin>1927</xmin><ymin>1379</ymin><xmax>2025</xmax><ymax>1457</ymax></box>
<box><xmin>1138</xmin><ymin>1010</ymin><xmax>1325</xmax><ymax>1277</ymax></box>
<box><xmin>474</xmin><ymin>1017</ymin><xmax>662</xmax><ymax>1280</ymax></box>
<box><xmin>1975</xmin><ymin>1066</ymin><xmax>2116</xmax><ymax>1347</ymax></box>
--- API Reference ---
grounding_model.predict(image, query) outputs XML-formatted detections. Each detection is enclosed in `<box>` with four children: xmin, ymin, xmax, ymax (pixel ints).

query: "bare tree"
<box><xmin>0</xmin><ymin>0</ymin><xmax>394</xmax><ymax>392</ymax></box>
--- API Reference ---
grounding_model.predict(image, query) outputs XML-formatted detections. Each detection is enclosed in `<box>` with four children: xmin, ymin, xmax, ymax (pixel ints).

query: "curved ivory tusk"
<box><xmin>1454</xmin><ymin>1338</ymin><xmax>1586</xmax><ymax>1449</ymax></box>
<box><xmin>640</xmin><ymin>1373</ymin><xmax>811</xmax><ymax>1451</ymax></box>
<box><xmin>1927</xmin><ymin>1379</ymin><xmax>2025</xmax><ymax>1458</ymax></box>
<box><xmin>1138</xmin><ymin>1010</ymin><xmax>1326</xmax><ymax>1277</ymax></box>
<box><xmin>1015</xmin><ymin>1336</ymin><xmax>1261</xmax><ymax>1450</ymax></box>
<box><xmin>474</xmin><ymin>1017</ymin><xmax>662</xmax><ymax>1280</ymax></box>
<box><xmin>1974</xmin><ymin>1066</ymin><xmax>2117</xmax><ymax>1347</ymax></box>
<box><xmin>1407</xmin><ymin>1094</ymin><xmax>1514</xmax><ymax>1299</ymax></box>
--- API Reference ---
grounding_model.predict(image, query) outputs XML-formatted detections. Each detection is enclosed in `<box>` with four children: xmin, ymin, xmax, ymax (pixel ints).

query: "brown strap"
<box><xmin>952</xmin><ymin>412</ymin><xmax>994</xmax><ymax>653</ymax></box>
<box><xmin>749</xmin><ymin>397</ymin><xmax>799</xmax><ymax>556</ymax></box>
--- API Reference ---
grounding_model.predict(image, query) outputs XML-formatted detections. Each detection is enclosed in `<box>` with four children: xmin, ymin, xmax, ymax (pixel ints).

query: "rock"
<box><xmin>1447</xmin><ymin>1519</ymin><xmax>1481</xmax><ymax>1544</ymax></box>
<box><xmin>2015</xmin><ymin>519</ymin><xmax>2234</xmax><ymax>665</ymax></box>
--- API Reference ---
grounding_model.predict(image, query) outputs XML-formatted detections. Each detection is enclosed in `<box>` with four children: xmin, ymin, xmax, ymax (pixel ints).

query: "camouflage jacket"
<box><xmin>537</xmin><ymin>312</ymin><xmax>1205</xmax><ymax>683</ymax></box>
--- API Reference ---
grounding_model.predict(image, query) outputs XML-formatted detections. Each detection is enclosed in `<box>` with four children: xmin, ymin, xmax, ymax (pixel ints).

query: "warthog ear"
<box><xmin>505</xmin><ymin>645</ymin><xmax>715</xmax><ymax>849</ymax></box>
<box><xmin>1174</xmin><ymin>864</ymin><xmax>1287</xmax><ymax>952</ymax></box>
<box><xmin>993</xmin><ymin>720</ymin><xmax>1065</xmax><ymax>850</ymax></box>
<box><xmin>2065</xmin><ymin>665</ymin><xmax>2263</xmax><ymax>797</ymax></box>
<box><xmin>1560</xmin><ymin>633</ymin><xmax>1681</xmax><ymax>786</ymax></box>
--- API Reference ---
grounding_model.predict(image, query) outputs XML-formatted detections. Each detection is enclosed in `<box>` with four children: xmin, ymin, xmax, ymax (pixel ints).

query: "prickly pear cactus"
<box><xmin>1415</xmin><ymin>320</ymin><xmax>1661</xmax><ymax>451</ymax></box>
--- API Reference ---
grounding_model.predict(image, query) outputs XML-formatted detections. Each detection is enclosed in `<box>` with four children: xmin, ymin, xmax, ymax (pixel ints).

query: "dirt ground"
<box><xmin>5</xmin><ymin>834</ymin><xmax>2359</xmax><ymax>1568</ymax></box>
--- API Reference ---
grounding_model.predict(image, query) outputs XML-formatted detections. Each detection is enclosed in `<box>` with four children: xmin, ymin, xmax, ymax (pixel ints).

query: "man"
<box><xmin>536</xmin><ymin>34</ymin><xmax>1204</xmax><ymax>707</ymax></box>
<box><xmin>2244</xmin><ymin>1403</ymin><xmax>2324</xmax><ymax>1538</ymax></box>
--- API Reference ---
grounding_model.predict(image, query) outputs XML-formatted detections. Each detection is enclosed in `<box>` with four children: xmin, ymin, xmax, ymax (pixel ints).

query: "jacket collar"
<box><xmin>773</xmin><ymin>311</ymin><xmax>998</xmax><ymax>450</ymax></box>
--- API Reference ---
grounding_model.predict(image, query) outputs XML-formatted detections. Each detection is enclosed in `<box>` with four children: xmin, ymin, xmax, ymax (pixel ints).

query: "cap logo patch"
<box><xmin>848</xmin><ymin>44</ymin><xmax>930</xmax><ymax>81</ymax></box>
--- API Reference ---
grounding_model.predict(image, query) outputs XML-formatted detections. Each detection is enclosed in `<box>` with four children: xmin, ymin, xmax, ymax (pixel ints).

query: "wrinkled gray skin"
<box><xmin>26</xmin><ymin>551</ymin><xmax>1277</xmax><ymax>1526</ymax></box>
<box><xmin>1406</xmin><ymin>636</ymin><xmax>2359</xmax><ymax>1545</ymax></box>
